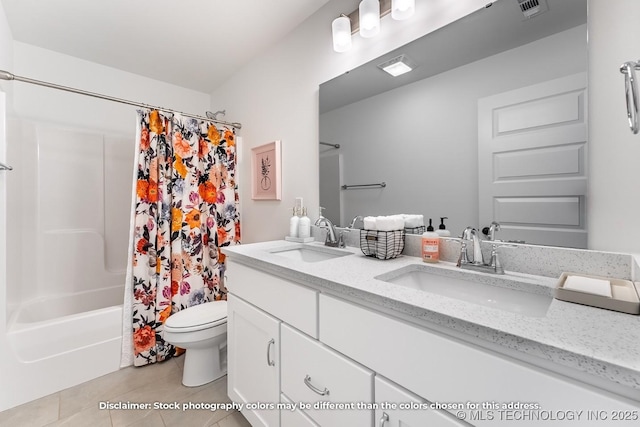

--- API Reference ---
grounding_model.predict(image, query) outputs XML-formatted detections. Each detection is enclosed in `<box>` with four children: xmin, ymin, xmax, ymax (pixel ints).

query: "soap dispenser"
<box><xmin>436</xmin><ymin>217</ymin><xmax>451</xmax><ymax>237</ymax></box>
<box><xmin>298</xmin><ymin>207</ymin><xmax>311</xmax><ymax>239</ymax></box>
<box><xmin>289</xmin><ymin>207</ymin><xmax>300</xmax><ymax>238</ymax></box>
<box><xmin>421</xmin><ymin>218</ymin><xmax>440</xmax><ymax>263</ymax></box>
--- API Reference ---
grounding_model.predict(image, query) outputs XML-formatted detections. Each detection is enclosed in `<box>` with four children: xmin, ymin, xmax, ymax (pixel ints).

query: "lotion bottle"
<box><xmin>289</xmin><ymin>207</ymin><xmax>299</xmax><ymax>238</ymax></box>
<box><xmin>436</xmin><ymin>217</ymin><xmax>451</xmax><ymax>237</ymax></box>
<box><xmin>421</xmin><ymin>218</ymin><xmax>440</xmax><ymax>263</ymax></box>
<box><xmin>298</xmin><ymin>207</ymin><xmax>311</xmax><ymax>238</ymax></box>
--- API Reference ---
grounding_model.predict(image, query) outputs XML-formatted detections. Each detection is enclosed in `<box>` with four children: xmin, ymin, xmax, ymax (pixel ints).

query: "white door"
<box><xmin>227</xmin><ymin>294</ymin><xmax>281</xmax><ymax>427</ymax></box>
<box><xmin>478</xmin><ymin>72</ymin><xmax>587</xmax><ymax>248</ymax></box>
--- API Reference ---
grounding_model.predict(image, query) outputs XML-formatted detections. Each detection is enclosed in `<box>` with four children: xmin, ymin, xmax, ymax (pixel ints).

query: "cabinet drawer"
<box><xmin>320</xmin><ymin>294</ymin><xmax>638</xmax><ymax>426</ymax></box>
<box><xmin>281</xmin><ymin>394</ymin><xmax>320</xmax><ymax>427</ymax></box>
<box><xmin>281</xmin><ymin>324</ymin><xmax>374</xmax><ymax>427</ymax></box>
<box><xmin>375</xmin><ymin>375</ymin><xmax>468</xmax><ymax>427</ymax></box>
<box><xmin>227</xmin><ymin>260</ymin><xmax>318</xmax><ymax>337</ymax></box>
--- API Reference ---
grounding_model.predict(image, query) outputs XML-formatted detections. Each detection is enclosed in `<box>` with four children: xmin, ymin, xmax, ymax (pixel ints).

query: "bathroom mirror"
<box><xmin>319</xmin><ymin>0</ymin><xmax>588</xmax><ymax>248</ymax></box>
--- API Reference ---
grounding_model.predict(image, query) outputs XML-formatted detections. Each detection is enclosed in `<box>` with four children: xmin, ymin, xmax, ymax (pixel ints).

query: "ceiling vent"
<box><xmin>517</xmin><ymin>0</ymin><xmax>548</xmax><ymax>19</ymax></box>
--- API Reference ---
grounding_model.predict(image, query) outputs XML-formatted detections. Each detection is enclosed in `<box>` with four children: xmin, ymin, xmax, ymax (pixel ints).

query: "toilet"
<box><xmin>164</xmin><ymin>300</ymin><xmax>228</xmax><ymax>387</ymax></box>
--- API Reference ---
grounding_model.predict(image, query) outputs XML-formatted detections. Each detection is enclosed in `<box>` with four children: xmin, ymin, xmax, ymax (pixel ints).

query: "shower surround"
<box><xmin>0</xmin><ymin>117</ymin><xmax>133</xmax><ymax>411</ymax></box>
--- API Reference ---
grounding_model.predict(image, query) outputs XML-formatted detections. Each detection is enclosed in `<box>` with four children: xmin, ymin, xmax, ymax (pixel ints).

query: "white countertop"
<box><xmin>222</xmin><ymin>240</ymin><xmax>640</xmax><ymax>397</ymax></box>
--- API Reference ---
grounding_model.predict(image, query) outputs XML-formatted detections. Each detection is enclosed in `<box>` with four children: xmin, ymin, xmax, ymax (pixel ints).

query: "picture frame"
<box><xmin>251</xmin><ymin>140</ymin><xmax>282</xmax><ymax>200</ymax></box>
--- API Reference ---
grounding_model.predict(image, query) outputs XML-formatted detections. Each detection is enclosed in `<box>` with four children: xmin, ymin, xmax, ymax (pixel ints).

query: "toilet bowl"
<box><xmin>164</xmin><ymin>300</ymin><xmax>227</xmax><ymax>387</ymax></box>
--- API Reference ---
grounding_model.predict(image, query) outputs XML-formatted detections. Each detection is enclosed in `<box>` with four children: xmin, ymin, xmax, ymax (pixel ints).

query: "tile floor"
<box><xmin>0</xmin><ymin>356</ymin><xmax>250</xmax><ymax>427</ymax></box>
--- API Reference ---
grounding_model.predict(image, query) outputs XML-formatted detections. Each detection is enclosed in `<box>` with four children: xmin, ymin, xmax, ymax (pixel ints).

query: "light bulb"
<box><xmin>392</xmin><ymin>0</ymin><xmax>415</xmax><ymax>20</ymax></box>
<box><xmin>332</xmin><ymin>16</ymin><xmax>352</xmax><ymax>52</ymax></box>
<box><xmin>359</xmin><ymin>0</ymin><xmax>380</xmax><ymax>38</ymax></box>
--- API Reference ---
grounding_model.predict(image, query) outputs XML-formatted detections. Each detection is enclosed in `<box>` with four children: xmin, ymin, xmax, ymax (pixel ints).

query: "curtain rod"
<box><xmin>0</xmin><ymin>69</ymin><xmax>242</xmax><ymax>129</ymax></box>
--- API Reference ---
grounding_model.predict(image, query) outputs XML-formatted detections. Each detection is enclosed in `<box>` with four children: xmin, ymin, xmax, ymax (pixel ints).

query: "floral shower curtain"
<box><xmin>130</xmin><ymin>109</ymin><xmax>240</xmax><ymax>367</ymax></box>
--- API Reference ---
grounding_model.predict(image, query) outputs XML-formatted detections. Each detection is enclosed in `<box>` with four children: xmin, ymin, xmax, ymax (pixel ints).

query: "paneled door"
<box><xmin>478</xmin><ymin>72</ymin><xmax>587</xmax><ymax>248</ymax></box>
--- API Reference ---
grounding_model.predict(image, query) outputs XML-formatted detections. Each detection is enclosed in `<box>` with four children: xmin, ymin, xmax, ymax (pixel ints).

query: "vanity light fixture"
<box><xmin>331</xmin><ymin>0</ymin><xmax>416</xmax><ymax>52</ymax></box>
<box><xmin>332</xmin><ymin>15</ymin><xmax>352</xmax><ymax>52</ymax></box>
<box><xmin>377</xmin><ymin>54</ymin><xmax>415</xmax><ymax>76</ymax></box>
<box><xmin>391</xmin><ymin>0</ymin><xmax>415</xmax><ymax>20</ymax></box>
<box><xmin>359</xmin><ymin>0</ymin><xmax>381</xmax><ymax>38</ymax></box>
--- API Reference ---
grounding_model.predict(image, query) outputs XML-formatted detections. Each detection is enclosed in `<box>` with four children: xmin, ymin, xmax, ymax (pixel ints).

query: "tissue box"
<box><xmin>360</xmin><ymin>230</ymin><xmax>405</xmax><ymax>260</ymax></box>
<box><xmin>555</xmin><ymin>272</ymin><xmax>640</xmax><ymax>315</ymax></box>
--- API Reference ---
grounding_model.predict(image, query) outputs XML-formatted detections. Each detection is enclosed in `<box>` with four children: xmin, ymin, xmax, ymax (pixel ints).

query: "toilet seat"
<box><xmin>165</xmin><ymin>301</ymin><xmax>227</xmax><ymax>333</ymax></box>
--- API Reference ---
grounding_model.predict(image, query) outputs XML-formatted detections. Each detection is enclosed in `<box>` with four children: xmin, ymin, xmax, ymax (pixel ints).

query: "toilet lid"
<box><xmin>165</xmin><ymin>301</ymin><xmax>227</xmax><ymax>330</ymax></box>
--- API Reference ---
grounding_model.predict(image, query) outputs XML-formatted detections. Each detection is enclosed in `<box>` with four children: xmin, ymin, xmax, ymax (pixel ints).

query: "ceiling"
<box><xmin>1</xmin><ymin>0</ymin><xmax>331</xmax><ymax>93</ymax></box>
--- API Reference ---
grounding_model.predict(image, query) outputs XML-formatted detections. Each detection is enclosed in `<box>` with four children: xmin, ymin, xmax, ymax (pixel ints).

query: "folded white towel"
<box><xmin>563</xmin><ymin>275</ymin><xmax>612</xmax><ymax>298</ymax></box>
<box><xmin>376</xmin><ymin>215</ymin><xmax>404</xmax><ymax>231</ymax></box>
<box><xmin>363</xmin><ymin>216</ymin><xmax>377</xmax><ymax>230</ymax></box>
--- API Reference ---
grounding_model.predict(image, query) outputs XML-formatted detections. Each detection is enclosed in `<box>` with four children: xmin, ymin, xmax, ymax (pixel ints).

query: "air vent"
<box><xmin>517</xmin><ymin>0</ymin><xmax>548</xmax><ymax>19</ymax></box>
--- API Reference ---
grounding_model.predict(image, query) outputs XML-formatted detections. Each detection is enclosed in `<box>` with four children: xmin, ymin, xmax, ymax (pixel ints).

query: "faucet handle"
<box><xmin>482</xmin><ymin>221</ymin><xmax>501</xmax><ymax>240</ymax></box>
<box><xmin>488</xmin><ymin>241</ymin><xmax>517</xmax><ymax>274</ymax></box>
<box><xmin>456</xmin><ymin>239</ymin><xmax>470</xmax><ymax>267</ymax></box>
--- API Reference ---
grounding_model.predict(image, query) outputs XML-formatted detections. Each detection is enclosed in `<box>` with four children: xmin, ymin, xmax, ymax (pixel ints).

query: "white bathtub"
<box><xmin>8</xmin><ymin>285</ymin><xmax>124</xmax><ymax>362</ymax></box>
<box><xmin>2</xmin><ymin>286</ymin><xmax>124</xmax><ymax>410</ymax></box>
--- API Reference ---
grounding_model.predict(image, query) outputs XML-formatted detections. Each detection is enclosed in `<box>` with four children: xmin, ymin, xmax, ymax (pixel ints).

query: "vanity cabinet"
<box><xmin>227</xmin><ymin>294</ymin><xmax>281</xmax><ymax>427</ymax></box>
<box><xmin>320</xmin><ymin>293</ymin><xmax>640</xmax><ymax>426</ymax></box>
<box><xmin>227</xmin><ymin>258</ymin><xmax>639</xmax><ymax>427</ymax></box>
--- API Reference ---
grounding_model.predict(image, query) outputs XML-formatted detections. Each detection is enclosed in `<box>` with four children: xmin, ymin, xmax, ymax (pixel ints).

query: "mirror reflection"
<box><xmin>319</xmin><ymin>0</ymin><xmax>587</xmax><ymax>248</ymax></box>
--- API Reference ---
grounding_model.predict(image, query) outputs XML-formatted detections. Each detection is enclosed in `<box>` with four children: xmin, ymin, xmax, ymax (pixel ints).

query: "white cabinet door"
<box><xmin>228</xmin><ymin>294</ymin><xmax>280</xmax><ymax>427</ymax></box>
<box><xmin>281</xmin><ymin>324</ymin><xmax>374</xmax><ymax>426</ymax></box>
<box><xmin>375</xmin><ymin>376</ymin><xmax>470</xmax><ymax>427</ymax></box>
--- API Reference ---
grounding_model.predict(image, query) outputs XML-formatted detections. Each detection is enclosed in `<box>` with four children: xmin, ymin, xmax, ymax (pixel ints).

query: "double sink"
<box><xmin>267</xmin><ymin>243</ymin><xmax>553</xmax><ymax>317</ymax></box>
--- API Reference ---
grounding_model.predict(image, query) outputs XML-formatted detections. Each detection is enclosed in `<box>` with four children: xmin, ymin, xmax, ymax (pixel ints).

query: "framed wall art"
<box><xmin>251</xmin><ymin>140</ymin><xmax>281</xmax><ymax>200</ymax></box>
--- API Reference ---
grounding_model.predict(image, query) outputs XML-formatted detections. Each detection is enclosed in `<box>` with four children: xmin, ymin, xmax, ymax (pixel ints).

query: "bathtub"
<box><xmin>8</xmin><ymin>285</ymin><xmax>124</xmax><ymax>361</ymax></box>
<box><xmin>2</xmin><ymin>285</ymin><xmax>124</xmax><ymax>410</ymax></box>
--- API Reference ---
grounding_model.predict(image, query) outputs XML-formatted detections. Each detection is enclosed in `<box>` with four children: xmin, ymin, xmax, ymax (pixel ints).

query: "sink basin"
<box><xmin>268</xmin><ymin>244</ymin><xmax>352</xmax><ymax>263</ymax></box>
<box><xmin>377</xmin><ymin>265</ymin><xmax>552</xmax><ymax>317</ymax></box>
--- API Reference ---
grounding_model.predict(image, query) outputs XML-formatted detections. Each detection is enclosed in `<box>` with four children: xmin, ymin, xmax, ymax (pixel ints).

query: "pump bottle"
<box><xmin>421</xmin><ymin>218</ymin><xmax>440</xmax><ymax>263</ymax></box>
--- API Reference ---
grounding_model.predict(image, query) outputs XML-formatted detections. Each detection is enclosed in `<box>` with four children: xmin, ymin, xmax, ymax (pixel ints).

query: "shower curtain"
<box><xmin>128</xmin><ymin>109</ymin><xmax>240</xmax><ymax>367</ymax></box>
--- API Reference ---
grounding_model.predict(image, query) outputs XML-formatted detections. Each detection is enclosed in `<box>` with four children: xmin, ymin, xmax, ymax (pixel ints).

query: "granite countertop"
<box><xmin>222</xmin><ymin>240</ymin><xmax>640</xmax><ymax>397</ymax></box>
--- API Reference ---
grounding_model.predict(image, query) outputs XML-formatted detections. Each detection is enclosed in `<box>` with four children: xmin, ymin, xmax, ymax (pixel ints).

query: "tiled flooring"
<box><xmin>0</xmin><ymin>356</ymin><xmax>250</xmax><ymax>427</ymax></box>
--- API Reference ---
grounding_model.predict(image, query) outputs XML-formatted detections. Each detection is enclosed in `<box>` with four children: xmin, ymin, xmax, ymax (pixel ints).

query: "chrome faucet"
<box><xmin>457</xmin><ymin>225</ymin><xmax>514</xmax><ymax>275</ymax></box>
<box><xmin>487</xmin><ymin>221</ymin><xmax>500</xmax><ymax>241</ymax></box>
<box><xmin>314</xmin><ymin>212</ymin><xmax>345</xmax><ymax>248</ymax></box>
<box><xmin>347</xmin><ymin>215</ymin><xmax>364</xmax><ymax>229</ymax></box>
<box><xmin>460</xmin><ymin>227</ymin><xmax>484</xmax><ymax>266</ymax></box>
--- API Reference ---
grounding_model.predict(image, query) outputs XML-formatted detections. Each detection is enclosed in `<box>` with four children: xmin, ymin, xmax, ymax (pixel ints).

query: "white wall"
<box><xmin>12</xmin><ymin>42</ymin><xmax>211</xmax><ymax>134</ymax></box>
<box><xmin>0</xmin><ymin>0</ymin><xmax>13</xmax><ymax>98</ymax></box>
<box><xmin>320</xmin><ymin>25</ymin><xmax>586</xmax><ymax>233</ymax></box>
<box><xmin>211</xmin><ymin>0</ymin><xmax>492</xmax><ymax>243</ymax></box>
<box><xmin>0</xmin><ymin>0</ymin><xmax>12</xmax><ymax>338</ymax></box>
<box><xmin>588</xmin><ymin>0</ymin><xmax>640</xmax><ymax>253</ymax></box>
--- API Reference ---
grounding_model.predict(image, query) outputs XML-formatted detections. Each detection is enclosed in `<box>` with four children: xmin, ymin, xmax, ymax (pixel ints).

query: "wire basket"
<box><xmin>360</xmin><ymin>230</ymin><xmax>405</xmax><ymax>260</ymax></box>
<box><xmin>404</xmin><ymin>225</ymin><xmax>425</xmax><ymax>235</ymax></box>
